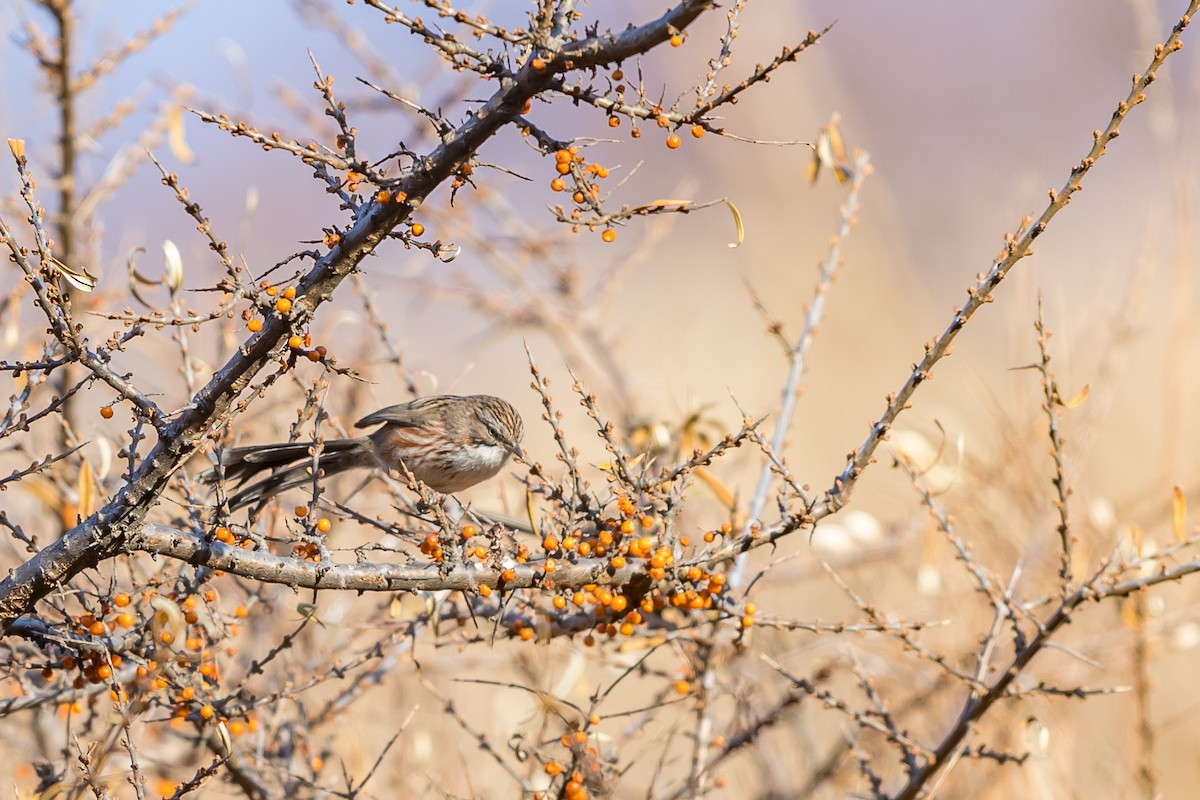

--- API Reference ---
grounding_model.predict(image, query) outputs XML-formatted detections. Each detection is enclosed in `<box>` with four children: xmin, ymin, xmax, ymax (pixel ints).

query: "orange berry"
<box><xmin>572</xmin><ymin>592</ymin><xmax>586</xmax><ymax>606</ymax></box>
<box><xmin>555</xmin><ymin>161</ymin><xmax>571</xmax><ymax>175</ymax></box>
<box><xmin>88</xmin><ymin>620</ymin><xmax>105</xmax><ymax>636</ymax></box>
<box><xmin>674</xmin><ymin>680</ymin><xmax>690</xmax><ymax>695</ymax></box>
<box><xmin>294</xmin><ymin>505</ymin><xmax>308</xmax><ymax>518</ymax></box>
<box><xmin>612</xmin><ymin>70</ymin><xmax>624</xmax><ymax>81</ymax></box>
<box><xmin>519</xmin><ymin>627</ymin><xmax>535</xmax><ymax>641</ymax></box>
<box><xmin>550</xmin><ymin>177</ymin><xmax>566</xmax><ymax>192</ymax></box>
<box><xmin>275</xmin><ymin>297</ymin><xmax>292</xmax><ymax>313</ymax></box>
<box><xmin>573</xmin><ymin>191</ymin><xmax>585</xmax><ymax>204</ymax></box>
<box><xmin>235</xmin><ymin>605</ymin><xmax>248</xmax><ymax>618</ymax></box>
<box><xmin>96</xmin><ymin>664</ymin><xmax>112</xmax><ymax>680</ymax></box>
<box><xmin>555</xmin><ymin>149</ymin><xmax>571</xmax><ymax>163</ymax></box>
<box><xmin>601</xmin><ymin>229</ymin><xmax>616</xmax><ymax>243</ymax></box>
<box><xmin>666</xmin><ymin>134</ymin><xmax>681</xmax><ymax>149</ymax></box>
<box><xmin>531</xmin><ymin>57</ymin><xmax>546</xmax><ymax>70</ymax></box>
<box><xmin>480</xmin><ymin>584</ymin><xmax>492</xmax><ymax>597</ymax></box>
<box><xmin>610</xmin><ymin>595</ymin><xmax>627</xmax><ymax>613</ymax></box>
<box><xmin>543</xmin><ymin>535</ymin><xmax>559</xmax><ymax>551</ymax></box>
<box><xmin>265</xmin><ymin>285</ymin><xmax>278</xmax><ymax>296</ymax></box>
<box><xmin>692</xmin><ymin>124</ymin><xmax>705</xmax><ymax>138</ymax></box>
<box><xmin>230</xmin><ymin>719</ymin><xmax>247</xmax><ymax>736</ymax></box>
<box><xmin>610</xmin><ymin>555</ymin><xmax>626</xmax><ymax>569</ymax></box>
<box><xmin>114</xmin><ymin>593</ymin><xmax>131</xmax><ymax>608</ymax></box>
<box><xmin>200</xmin><ymin>704</ymin><xmax>215</xmax><ymax>719</ymax></box>
<box><xmin>180</xmin><ymin>687</ymin><xmax>195</xmax><ymax>701</ymax></box>
<box><xmin>116</xmin><ymin>612</ymin><xmax>135</xmax><ymax>628</ymax></box>
<box><xmin>544</xmin><ymin>761</ymin><xmax>564</xmax><ymax>776</ymax></box>
<box><xmin>316</xmin><ymin>518</ymin><xmax>332</xmax><ymax>533</ymax></box>
<box><xmin>411</xmin><ymin>222</ymin><xmax>425</xmax><ymax>236</ymax></box>
<box><xmin>247</xmin><ymin>318</ymin><xmax>262</xmax><ymax>332</ymax></box>
<box><xmin>608</xmin><ymin>116</ymin><xmax>620</xmax><ymax>128</ymax></box>
<box><xmin>553</xmin><ymin>596</ymin><xmax>567</xmax><ymax>609</ymax></box>
<box><xmin>744</xmin><ymin>602</ymin><xmax>758</xmax><ymax>616</ymax></box>
<box><xmin>288</xmin><ymin>335</ymin><xmax>303</xmax><ymax>349</ymax></box>
<box><xmin>670</xmin><ymin>34</ymin><xmax>683</xmax><ymax>47</ymax></box>
<box><xmin>282</xmin><ymin>286</ymin><xmax>296</xmax><ymax>299</ymax></box>
<box><xmin>100</xmin><ymin>406</ymin><xmax>114</xmax><ymax>419</ymax></box>
<box><xmin>462</xmin><ymin>524</ymin><xmax>478</xmax><ymax>538</ymax></box>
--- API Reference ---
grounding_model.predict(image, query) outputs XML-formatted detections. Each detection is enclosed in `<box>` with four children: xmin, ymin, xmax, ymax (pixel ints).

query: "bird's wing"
<box><xmin>354</xmin><ymin>398</ymin><xmax>441</xmax><ymax>429</ymax></box>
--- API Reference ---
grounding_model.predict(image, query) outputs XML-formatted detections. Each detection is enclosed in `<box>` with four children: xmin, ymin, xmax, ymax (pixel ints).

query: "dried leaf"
<box><xmin>162</xmin><ymin>239</ymin><xmax>184</xmax><ymax>293</ymax></box>
<box><xmin>1062</xmin><ymin>384</ymin><xmax>1090</xmax><ymax>409</ymax></box>
<box><xmin>77</xmin><ymin>459</ymin><xmax>97</xmax><ymax>519</ymax></box>
<box><xmin>1173</xmin><ymin>486</ymin><xmax>1187</xmax><ymax>542</ymax></box>
<box><xmin>7</xmin><ymin>138</ymin><xmax>25</xmax><ymax>160</ymax></box>
<box><xmin>167</xmin><ymin>105</ymin><xmax>195</xmax><ymax>164</ymax></box>
<box><xmin>1120</xmin><ymin>597</ymin><xmax>1141</xmax><ymax>629</ymax></box>
<box><xmin>149</xmin><ymin>595</ymin><xmax>185</xmax><ymax>646</ymax></box>
<box><xmin>809</xmin><ymin>113</ymin><xmax>854</xmax><ymax>185</ymax></box>
<box><xmin>724</xmin><ymin>197</ymin><xmax>744</xmax><ymax>248</ymax></box>
<box><xmin>48</xmin><ymin>256</ymin><xmax>97</xmax><ymax>292</ymax></box>
<box><xmin>693</xmin><ymin>467</ymin><xmax>735</xmax><ymax>510</ymax></box>
<box><xmin>1022</xmin><ymin>716</ymin><xmax>1050</xmax><ymax>756</ymax></box>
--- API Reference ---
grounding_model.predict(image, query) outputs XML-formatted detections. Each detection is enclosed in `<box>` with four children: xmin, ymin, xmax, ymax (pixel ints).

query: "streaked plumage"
<box><xmin>202</xmin><ymin>394</ymin><xmax>523</xmax><ymax>509</ymax></box>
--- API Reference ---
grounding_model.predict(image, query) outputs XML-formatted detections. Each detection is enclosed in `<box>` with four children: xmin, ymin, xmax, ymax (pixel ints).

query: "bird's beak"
<box><xmin>511</xmin><ymin>443</ymin><xmax>525</xmax><ymax>460</ymax></box>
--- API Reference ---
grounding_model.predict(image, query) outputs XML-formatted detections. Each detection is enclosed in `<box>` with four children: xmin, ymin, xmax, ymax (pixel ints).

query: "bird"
<box><xmin>202</xmin><ymin>394</ymin><xmax>524</xmax><ymax>510</ymax></box>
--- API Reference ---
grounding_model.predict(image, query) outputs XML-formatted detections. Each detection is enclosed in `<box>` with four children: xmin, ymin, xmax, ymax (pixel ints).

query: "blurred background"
<box><xmin>1</xmin><ymin>0</ymin><xmax>1198</xmax><ymax>796</ymax></box>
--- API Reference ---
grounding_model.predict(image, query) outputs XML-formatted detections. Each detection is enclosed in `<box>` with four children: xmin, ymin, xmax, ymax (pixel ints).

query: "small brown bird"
<box><xmin>203</xmin><ymin>394</ymin><xmax>524</xmax><ymax>509</ymax></box>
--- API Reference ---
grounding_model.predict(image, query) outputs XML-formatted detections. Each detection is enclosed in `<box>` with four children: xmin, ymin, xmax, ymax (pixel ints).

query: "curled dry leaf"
<box><xmin>724</xmin><ymin>197</ymin><xmax>744</xmax><ymax>248</ymax></box>
<box><xmin>1061</xmin><ymin>384</ymin><xmax>1090</xmax><ymax>409</ymax></box>
<box><xmin>48</xmin><ymin>257</ymin><xmax>97</xmax><ymax>292</ymax></box>
<box><xmin>149</xmin><ymin>595</ymin><xmax>185</xmax><ymax>646</ymax></box>
<box><xmin>7</xmin><ymin>138</ymin><xmax>25</xmax><ymax>160</ymax></box>
<box><xmin>162</xmin><ymin>239</ymin><xmax>184</xmax><ymax>293</ymax></box>
<box><xmin>77</xmin><ymin>459</ymin><xmax>97</xmax><ymax>519</ymax></box>
<box><xmin>167</xmin><ymin>105</ymin><xmax>195</xmax><ymax>164</ymax></box>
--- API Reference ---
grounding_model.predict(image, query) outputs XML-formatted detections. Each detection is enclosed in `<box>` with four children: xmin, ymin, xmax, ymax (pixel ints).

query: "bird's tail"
<box><xmin>201</xmin><ymin>437</ymin><xmax>372</xmax><ymax>510</ymax></box>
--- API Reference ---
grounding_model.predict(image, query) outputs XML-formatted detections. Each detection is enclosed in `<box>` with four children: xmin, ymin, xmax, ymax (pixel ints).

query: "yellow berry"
<box><xmin>670</xmin><ymin>34</ymin><xmax>683</xmax><ymax>47</ymax></box>
<box><xmin>316</xmin><ymin>518</ymin><xmax>332</xmax><ymax>533</ymax></box>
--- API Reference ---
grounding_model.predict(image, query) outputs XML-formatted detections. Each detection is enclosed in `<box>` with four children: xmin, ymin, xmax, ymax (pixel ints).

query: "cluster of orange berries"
<box><xmin>419</xmin><ymin>532</ymin><xmax>445</xmax><ymax>561</ymax></box>
<box><xmin>543</xmin><ymin>761</ymin><xmax>591</xmax><ymax>800</ymax></box>
<box><xmin>548</xmin><ymin>147</ymin><xmax>620</xmax><ymax>242</ymax></box>
<box><xmin>213</xmin><ymin>526</ymin><xmax>257</xmax><ymax>549</ymax></box>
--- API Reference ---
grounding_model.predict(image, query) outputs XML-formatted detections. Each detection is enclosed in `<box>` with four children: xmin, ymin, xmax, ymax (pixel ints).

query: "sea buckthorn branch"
<box><xmin>1032</xmin><ymin>297</ymin><xmax>1075</xmax><ymax>595</ymax></box>
<box><xmin>1</xmin><ymin>165</ymin><xmax>164</xmax><ymax>427</ymax></box>
<box><xmin>691</xmin><ymin>26</ymin><xmax>831</xmax><ymax>120</ymax></box>
<box><xmin>888</xmin><ymin>533</ymin><xmax>1200</xmax><ymax>800</ymax></box>
<box><xmin>67</xmin><ymin>4</ymin><xmax>190</xmax><ymax>94</ymax></box>
<box><xmin>737</xmin><ymin>149</ymin><xmax>872</xmax><ymax>560</ymax></box>
<box><xmin>807</xmin><ymin>4</ymin><xmax>1196</xmax><ymax>533</ymax></box>
<box><xmin>189</xmin><ymin>109</ymin><xmax>359</xmax><ymax>174</ymax></box>
<box><xmin>361</xmin><ymin>0</ymin><xmax>509</xmax><ymax>78</ymax></box>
